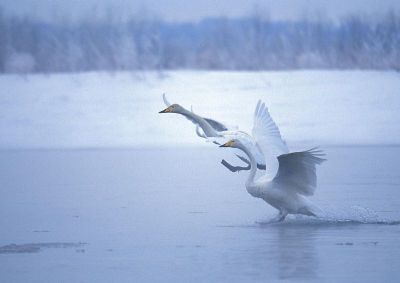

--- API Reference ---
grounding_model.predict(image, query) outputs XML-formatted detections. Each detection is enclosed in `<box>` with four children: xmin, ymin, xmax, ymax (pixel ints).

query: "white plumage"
<box><xmin>159</xmin><ymin>94</ymin><xmax>266</xmax><ymax>171</ymax></box>
<box><xmin>220</xmin><ymin>100</ymin><xmax>325</xmax><ymax>221</ymax></box>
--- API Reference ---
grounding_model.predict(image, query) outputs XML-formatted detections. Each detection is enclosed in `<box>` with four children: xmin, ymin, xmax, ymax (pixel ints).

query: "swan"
<box><xmin>220</xmin><ymin>101</ymin><xmax>326</xmax><ymax>222</ymax></box>
<box><xmin>158</xmin><ymin>94</ymin><xmax>267</xmax><ymax>171</ymax></box>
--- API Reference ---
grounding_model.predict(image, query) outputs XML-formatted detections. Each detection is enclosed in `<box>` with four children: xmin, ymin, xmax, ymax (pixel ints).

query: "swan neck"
<box><xmin>241</xmin><ymin>146</ymin><xmax>257</xmax><ymax>186</ymax></box>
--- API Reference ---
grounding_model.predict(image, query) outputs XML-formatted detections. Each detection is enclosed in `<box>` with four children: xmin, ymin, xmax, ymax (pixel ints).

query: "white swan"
<box><xmin>159</xmin><ymin>94</ymin><xmax>267</xmax><ymax>171</ymax></box>
<box><xmin>220</xmin><ymin>101</ymin><xmax>326</xmax><ymax>221</ymax></box>
<box><xmin>159</xmin><ymin>93</ymin><xmax>230</xmax><ymax>138</ymax></box>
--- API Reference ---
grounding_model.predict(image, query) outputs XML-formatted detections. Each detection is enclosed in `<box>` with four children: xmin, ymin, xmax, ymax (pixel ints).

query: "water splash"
<box><xmin>257</xmin><ymin>206</ymin><xmax>400</xmax><ymax>226</ymax></box>
<box><xmin>317</xmin><ymin>205</ymin><xmax>400</xmax><ymax>225</ymax></box>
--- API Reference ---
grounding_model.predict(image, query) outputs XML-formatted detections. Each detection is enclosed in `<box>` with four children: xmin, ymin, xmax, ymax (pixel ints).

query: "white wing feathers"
<box><xmin>273</xmin><ymin>148</ymin><xmax>326</xmax><ymax>196</ymax></box>
<box><xmin>251</xmin><ymin>100</ymin><xmax>325</xmax><ymax>195</ymax></box>
<box><xmin>252</xmin><ymin>100</ymin><xmax>289</xmax><ymax>178</ymax></box>
<box><xmin>162</xmin><ymin>93</ymin><xmax>171</xmax><ymax>107</ymax></box>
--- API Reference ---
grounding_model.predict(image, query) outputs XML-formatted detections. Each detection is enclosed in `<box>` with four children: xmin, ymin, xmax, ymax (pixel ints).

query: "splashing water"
<box><xmin>317</xmin><ymin>205</ymin><xmax>400</xmax><ymax>225</ymax></box>
<box><xmin>257</xmin><ymin>206</ymin><xmax>400</xmax><ymax>226</ymax></box>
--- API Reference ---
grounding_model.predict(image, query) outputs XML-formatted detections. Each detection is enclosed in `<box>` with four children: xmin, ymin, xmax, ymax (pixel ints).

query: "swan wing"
<box><xmin>190</xmin><ymin>104</ymin><xmax>229</xmax><ymax>132</ymax></box>
<box><xmin>272</xmin><ymin>148</ymin><xmax>326</xmax><ymax>196</ymax></box>
<box><xmin>204</xmin><ymin>118</ymin><xmax>229</xmax><ymax>131</ymax></box>
<box><xmin>252</xmin><ymin>100</ymin><xmax>289</xmax><ymax>178</ymax></box>
<box><xmin>162</xmin><ymin>93</ymin><xmax>171</xmax><ymax>107</ymax></box>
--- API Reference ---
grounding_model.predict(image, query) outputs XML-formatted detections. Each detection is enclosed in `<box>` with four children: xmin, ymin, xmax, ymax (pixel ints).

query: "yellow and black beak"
<box><xmin>159</xmin><ymin>106</ymin><xmax>172</xmax><ymax>113</ymax></box>
<box><xmin>219</xmin><ymin>140</ymin><xmax>234</xmax><ymax>148</ymax></box>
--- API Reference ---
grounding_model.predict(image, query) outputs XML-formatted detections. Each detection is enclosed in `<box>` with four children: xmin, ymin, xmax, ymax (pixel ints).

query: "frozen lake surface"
<box><xmin>1</xmin><ymin>146</ymin><xmax>399</xmax><ymax>282</ymax></box>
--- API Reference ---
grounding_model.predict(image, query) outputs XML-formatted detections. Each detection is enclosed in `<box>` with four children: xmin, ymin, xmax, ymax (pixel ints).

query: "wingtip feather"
<box><xmin>162</xmin><ymin>93</ymin><xmax>171</xmax><ymax>107</ymax></box>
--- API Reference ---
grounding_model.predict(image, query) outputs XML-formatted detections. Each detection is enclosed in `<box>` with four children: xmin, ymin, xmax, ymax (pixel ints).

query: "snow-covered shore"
<box><xmin>1</xmin><ymin>70</ymin><xmax>399</xmax><ymax>148</ymax></box>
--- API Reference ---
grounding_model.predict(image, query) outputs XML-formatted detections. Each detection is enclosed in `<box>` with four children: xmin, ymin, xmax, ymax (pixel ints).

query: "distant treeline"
<box><xmin>0</xmin><ymin>10</ymin><xmax>400</xmax><ymax>73</ymax></box>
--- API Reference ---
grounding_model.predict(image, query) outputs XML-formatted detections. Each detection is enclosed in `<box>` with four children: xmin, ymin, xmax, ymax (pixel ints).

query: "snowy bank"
<box><xmin>0</xmin><ymin>70</ymin><xmax>399</xmax><ymax>148</ymax></box>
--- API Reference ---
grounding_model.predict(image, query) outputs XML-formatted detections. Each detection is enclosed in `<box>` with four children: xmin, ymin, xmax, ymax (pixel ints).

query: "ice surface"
<box><xmin>0</xmin><ymin>146</ymin><xmax>400</xmax><ymax>282</ymax></box>
<box><xmin>0</xmin><ymin>70</ymin><xmax>399</xmax><ymax>148</ymax></box>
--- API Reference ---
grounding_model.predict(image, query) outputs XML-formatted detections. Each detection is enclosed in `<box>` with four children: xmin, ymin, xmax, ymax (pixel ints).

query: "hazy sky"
<box><xmin>1</xmin><ymin>0</ymin><xmax>400</xmax><ymax>22</ymax></box>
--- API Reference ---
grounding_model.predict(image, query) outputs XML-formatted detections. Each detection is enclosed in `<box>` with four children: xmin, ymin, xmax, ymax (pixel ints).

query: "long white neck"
<box><xmin>239</xmin><ymin>145</ymin><xmax>258</xmax><ymax>187</ymax></box>
<box><xmin>180</xmin><ymin>108</ymin><xmax>219</xmax><ymax>137</ymax></box>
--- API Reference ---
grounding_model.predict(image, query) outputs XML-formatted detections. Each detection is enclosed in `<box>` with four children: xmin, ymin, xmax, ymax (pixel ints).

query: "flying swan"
<box><xmin>158</xmin><ymin>94</ymin><xmax>267</xmax><ymax>172</ymax></box>
<box><xmin>220</xmin><ymin>101</ymin><xmax>326</xmax><ymax>221</ymax></box>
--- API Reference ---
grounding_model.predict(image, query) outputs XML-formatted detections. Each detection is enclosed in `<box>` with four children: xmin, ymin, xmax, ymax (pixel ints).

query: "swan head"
<box><xmin>158</xmin><ymin>104</ymin><xmax>185</xmax><ymax>114</ymax></box>
<box><xmin>219</xmin><ymin>139</ymin><xmax>244</xmax><ymax>149</ymax></box>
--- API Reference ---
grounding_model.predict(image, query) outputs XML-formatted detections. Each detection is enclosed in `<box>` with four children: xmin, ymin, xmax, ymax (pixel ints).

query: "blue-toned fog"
<box><xmin>1</xmin><ymin>1</ymin><xmax>400</xmax><ymax>282</ymax></box>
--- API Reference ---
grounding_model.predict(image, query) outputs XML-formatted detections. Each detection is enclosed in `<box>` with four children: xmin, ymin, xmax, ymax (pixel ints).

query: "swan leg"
<box><xmin>277</xmin><ymin>211</ymin><xmax>288</xmax><ymax>222</ymax></box>
<box><xmin>270</xmin><ymin>210</ymin><xmax>288</xmax><ymax>222</ymax></box>
<box><xmin>220</xmin><ymin>154</ymin><xmax>252</xmax><ymax>172</ymax></box>
<box><xmin>221</xmin><ymin>159</ymin><xmax>251</xmax><ymax>172</ymax></box>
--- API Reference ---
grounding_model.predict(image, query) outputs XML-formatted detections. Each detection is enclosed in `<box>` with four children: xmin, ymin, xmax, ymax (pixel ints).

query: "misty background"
<box><xmin>1</xmin><ymin>3</ymin><xmax>400</xmax><ymax>282</ymax></box>
<box><xmin>1</xmin><ymin>1</ymin><xmax>400</xmax><ymax>73</ymax></box>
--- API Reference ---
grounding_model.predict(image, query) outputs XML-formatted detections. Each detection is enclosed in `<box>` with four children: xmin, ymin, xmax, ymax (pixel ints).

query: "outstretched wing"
<box><xmin>190</xmin><ymin>105</ymin><xmax>229</xmax><ymax>132</ymax></box>
<box><xmin>190</xmin><ymin>104</ymin><xmax>229</xmax><ymax>132</ymax></box>
<box><xmin>252</xmin><ymin>100</ymin><xmax>289</xmax><ymax>178</ymax></box>
<box><xmin>273</xmin><ymin>148</ymin><xmax>326</xmax><ymax>196</ymax></box>
<box><xmin>162</xmin><ymin>93</ymin><xmax>171</xmax><ymax>107</ymax></box>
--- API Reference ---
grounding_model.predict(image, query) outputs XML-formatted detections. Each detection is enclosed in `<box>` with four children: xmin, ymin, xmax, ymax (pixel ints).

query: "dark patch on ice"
<box><xmin>33</xmin><ymin>230</ymin><xmax>50</xmax><ymax>233</ymax></box>
<box><xmin>336</xmin><ymin>241</ymin><xmax>378</xmax><ymax>246</ymax></box>
<box><xmin>362</xmin><ymin>241</ymin><xmax>379</xmax><ymax>246</ymax></box>
<box><xmin>0</xmin><ymin>242</ymin><xmax>86</xmax><ymax>254</ymax></box>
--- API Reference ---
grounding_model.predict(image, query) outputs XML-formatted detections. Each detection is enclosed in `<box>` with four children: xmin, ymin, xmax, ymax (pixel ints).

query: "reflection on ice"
<box><xmin>218</xmin><ymin>211</ymin><xmax>400</xmax><ymax>281</ymax></box>
<box><xmin>259</xmin><ymin>225</ymin><xmax>318</xmax><ymax>280</ymax></box>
